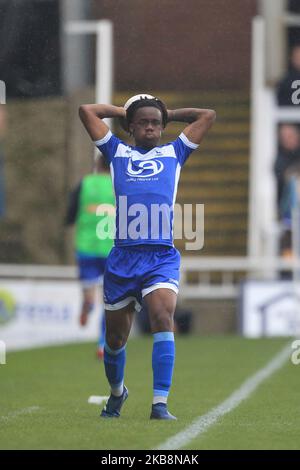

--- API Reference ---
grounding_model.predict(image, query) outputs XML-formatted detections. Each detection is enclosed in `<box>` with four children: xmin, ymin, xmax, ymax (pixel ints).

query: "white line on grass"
<box><xmin>156</xmin><ymin>343</ymin><xmax>291</xmax><ymax>450</ymax></box>
<box><xmin>0</xmin><ymin>406</ymin><xmax>40</xmax><ymax>423</ymax></box>
<box><xmin>88</xmin><ymin>395</ymin><xmax>109</xmax><ymax>405</ymax></box>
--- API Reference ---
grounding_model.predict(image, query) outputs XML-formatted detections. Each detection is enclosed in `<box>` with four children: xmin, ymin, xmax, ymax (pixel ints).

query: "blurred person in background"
<box><xmin>66</xmin><ymin>154</ymin><xmax>115</xmax><ymax>360</ymax></box>
<box><xmin>274</xmin><ymin>125</ymin><xmax>300</xmax><ymax>262</ymax></box>
<box><xmin>277</xmin><ymin>44</ymin><xmax>300</xmax><ymax>106</ymax></box>
<box><xmin>278</xmin><ymin>163</ymin><xmax>300</xmax><ymax>260</ymax></box>
<box><xmin>274</xmin><ymin>124</ymin><xmax>300</xmax><ymax>211</ymax></box>
<box><xmin>287</xmin><ymin>1</ymin><xmax>300</xmax><ymax>48</ymax></box>
<box><xmin>0</xmin><ymin>105</ymin><xmax>6</xmax><ymax>218</ymax></box>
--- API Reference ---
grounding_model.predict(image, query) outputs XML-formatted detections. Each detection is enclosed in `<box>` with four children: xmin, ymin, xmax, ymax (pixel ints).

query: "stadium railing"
<box><xmin>1</xmin><ymin>257</ymin><xmax>300</xmax><ymax>300</ymax></box>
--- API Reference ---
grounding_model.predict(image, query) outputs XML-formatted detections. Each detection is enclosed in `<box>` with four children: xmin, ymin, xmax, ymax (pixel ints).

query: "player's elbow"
<box><xmin>204</xmin><ymin>109</ymin><xmax>216</xmax><ymax>124</ymax></box>
<box><xmin>78</xmin><ymin>104</ymin><xmax>90</xmax><ymax>122</ymax></box>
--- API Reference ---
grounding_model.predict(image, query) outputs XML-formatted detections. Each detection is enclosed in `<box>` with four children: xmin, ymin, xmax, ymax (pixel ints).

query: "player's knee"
<box><xmin>105</xmin><ymin>332</ymin><xmax>127</xmax><ymax>351</ymax></box>
<box><xmin>151</xmin><ymin>309</ymin><xmax>174</xmax><ymax>332</ymax></box>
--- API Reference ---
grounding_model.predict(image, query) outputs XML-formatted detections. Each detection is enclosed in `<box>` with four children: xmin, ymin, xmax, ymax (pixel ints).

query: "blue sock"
<box><xmin>104</xmin><ymin>343</ymin><xmax>126</xmax><ymax>397</ymax></box>
<box><xmin>98</xmin><ymin>308</ymin><xmax>106</xmax><ymax>348</ymax></box>
<box><xmin>152</xmin><ymin>332</ymin><xmax>175</xmax><ymax>405</ymax></box>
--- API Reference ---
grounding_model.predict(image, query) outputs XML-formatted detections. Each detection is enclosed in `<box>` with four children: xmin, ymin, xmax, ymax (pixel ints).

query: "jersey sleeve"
<box><xmin>172</xmin><ymin>132</ymin><xmax>199</xmax><ymax>166</ymax></box>
<box><xmin>94</xmin><ymin>131</ymin><xmax>121</xmax><ymax>164</ymax></box>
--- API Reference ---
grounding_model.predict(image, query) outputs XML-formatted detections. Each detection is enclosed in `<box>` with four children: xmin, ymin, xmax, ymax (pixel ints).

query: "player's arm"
<box><xmin>78</xmin><ymin>104</ymin><xmax>126</xmax><ymax>141</ymax></box>
<box><xmin>167</xmin><ymin>108</ymin><xmax>216</xmax><ymax>145</ymax></box>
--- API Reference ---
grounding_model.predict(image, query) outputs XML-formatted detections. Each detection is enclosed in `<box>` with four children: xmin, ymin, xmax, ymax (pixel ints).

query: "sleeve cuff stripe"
<box><xmin>179</xmin><ymin>132</ymin><xmax>199</xmax><ymax>149</ymax></box>
<box><xmin>94</xmin><ymin>130</ymin><xmax>112</xmax><ymax>146</ymax></box>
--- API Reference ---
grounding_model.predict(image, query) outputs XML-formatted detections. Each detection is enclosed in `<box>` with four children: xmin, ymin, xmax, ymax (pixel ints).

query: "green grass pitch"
<box><xmin>0</xmin><ymin>336</ymin><xmax>299</xmax><ymax>450</ymax></box>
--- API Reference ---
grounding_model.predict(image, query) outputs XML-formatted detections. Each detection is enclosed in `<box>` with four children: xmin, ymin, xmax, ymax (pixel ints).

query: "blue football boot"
<box><xmin>100</xmin><ymin>386</ymin><xmax>128</xmax><ymax>418</ymax></box>
<box><xmin>150</xmin><ymin>403</ymin><xmax>177</xmax><ymax>420</ymax></box>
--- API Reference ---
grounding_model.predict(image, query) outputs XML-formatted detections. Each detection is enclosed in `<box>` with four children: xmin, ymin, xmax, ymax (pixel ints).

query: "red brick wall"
<box><xmin>93</xmin><ymin>0</ymin><xmax>257</xmax><ymax>90</ymax></box>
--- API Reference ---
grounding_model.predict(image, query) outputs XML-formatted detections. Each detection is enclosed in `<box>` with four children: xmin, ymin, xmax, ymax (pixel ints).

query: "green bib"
<box><xmin>75</xmin><ymin>174</ymin><xmax>115</xmax><ymax>257</ymax></box>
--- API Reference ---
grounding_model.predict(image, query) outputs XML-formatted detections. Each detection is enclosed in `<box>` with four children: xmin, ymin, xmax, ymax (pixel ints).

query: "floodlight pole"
<box><xmin>65</xmin><ymin>20</ymin><xmax>113</xmax><ymax>129</ymax></box>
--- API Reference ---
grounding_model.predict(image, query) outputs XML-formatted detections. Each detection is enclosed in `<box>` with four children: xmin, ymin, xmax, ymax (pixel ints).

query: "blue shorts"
<box><xmin>103</xmin><ymin>245</ymin><xmax>180</xmax><ymax>312</ymax></box>
<box><xmin>76</xmin><ymin>252</ymin><xmax>107</xmax><ymax>287</ymax></box>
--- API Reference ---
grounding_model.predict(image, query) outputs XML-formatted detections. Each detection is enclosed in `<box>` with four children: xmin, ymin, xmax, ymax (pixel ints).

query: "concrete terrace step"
<box><xmin>114</xmin><ymin>91</ymin><xmax>250</xmax><ymax>106</ymax></box>
<box><xmin>179</xmin><ymin>169</ymin><xmax>248</xmax><ymax>183</ymax></box>
<box><xmin>160</xmin><ymin>121</ymin><xmax>250</xmax><ymax>136</ymax></box>
<box><xmin>175</xmin><ymin>200</ymin><xmax>248</xmax><ymax>215</ymax></box>
<box><xmin>186</xmin><ymin>153</ymin><xmax>249</xmax><ymax>167</ymax></box>
<box><xmin>177</xmin><ymin>184</ymin><xmax>248</xmax><ymax>199</ymax></box>
<box><xmin>175</xmin><ymin>235</ymin><xmax>247</xmax><ymax>255</ymax></box>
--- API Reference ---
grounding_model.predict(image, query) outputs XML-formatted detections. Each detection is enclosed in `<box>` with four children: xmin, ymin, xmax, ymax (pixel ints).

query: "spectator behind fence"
<box><xmin>278</xmin><ymin>163</ymin><xmax>300</xmax><ymax>260</ymax></box>
<box><xmin>280</xmin><ymin>162</ymin><xmax>300</xmax><ymax>223</ymax></box>
<box><xmin>0</xmin><ymin>105</ymin><xmax>6</xmax><ymax>218</ymax></box>
<box><xmin>277</xmin><ymin>44</ymin><xmax>300</xmax><ymax>106</ymax></box>
<box><xmin>274</xmin><ymin>124</ymin><xmax>300</xmax><ymax>210</ymax></box>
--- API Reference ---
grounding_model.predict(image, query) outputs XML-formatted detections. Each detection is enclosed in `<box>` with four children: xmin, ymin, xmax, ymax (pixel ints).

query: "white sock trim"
<box><xmin>111</xmin><ymin>382</ymin><xmax>124</xmax><ymax>397</ymax></box>
<box><xmin>153</xmin><ymin>396</ymin><xmax>168</xmax><ymax>405</ymax></box>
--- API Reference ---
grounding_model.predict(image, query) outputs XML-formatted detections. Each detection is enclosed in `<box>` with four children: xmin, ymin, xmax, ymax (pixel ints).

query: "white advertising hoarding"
<box><xmin>240</xmin><ymin>280</ymin><xmax>300</xmax><ymax>337</ymax></box>
<box><xmin>0</xmin><ymin>280</ymin><xmax>101</xmax><ymax>351</ymax></box>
